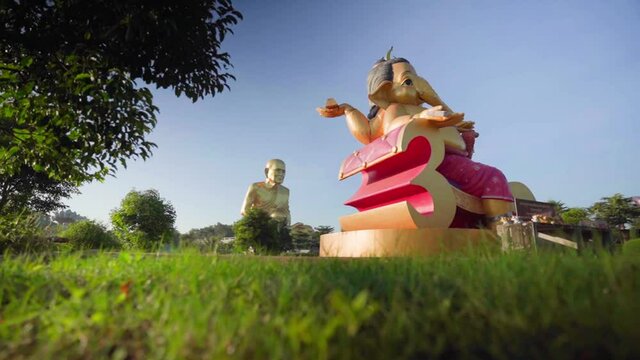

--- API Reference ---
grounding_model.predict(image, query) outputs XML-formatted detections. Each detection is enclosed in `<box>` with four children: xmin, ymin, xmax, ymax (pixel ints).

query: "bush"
<box><xmin>0</xmin><ymin>211</ymin><xmax>51</xmax><ymax>253</ymax></box>
<box><xmin>111</xmin><ymin>189</ymin><xmax>176</xmax><ymax>250</ymax></box>
<box><xmin>59</xmin><ymin>220</ymin><xmax>119</xmax><ymax>250</ymax></box>
<box><xmin>622</xmin><ymin>238</ymin><xmax>640</xmax><ymax>256</ymax></box>
<box><xmin>233</xmin><ymin>208</ymin><xmax>291</xmax><ymax>254</ymax></box>
<box><xmin>180</xmin><ymin>223</ymin><xmax>235</xmax><ymax>253</ymax></box>
<box><xmin>215</xmin><ymin>240</ymin><xmax>235</xmax><ymax>254</ymax></box>
<box><xmin>561</xmin><ymin>208</ymin><xmax>589</xmax><ymax>225</ymax></box>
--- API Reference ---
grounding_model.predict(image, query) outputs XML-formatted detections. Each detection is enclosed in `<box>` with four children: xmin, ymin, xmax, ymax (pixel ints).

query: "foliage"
<box><xmin>547</xmin><ymin>199</ymin><xmax>568</xmax><ymax>215</ymax></box>
<box><xmin>1</xmin><ymin>251</ymin><xmax>640</xmax><ymax>358</ymax></box>
<box><xmin>311</xmin><ymin>225</ymin><xmax>334</xmax><ymax>254</ymax></box>
<box><xmin>181</xmin><ymin>223</ymin><xmax>233</xmax><ymax>243</ymax></box>
<box><xmin>290</xmin><ymin>222</ymin><xmax>315</xmax><ymax>250</ymax></box>
<box><xmin>622</xmin><ymin>239</ymin><xmax>640</xmax><ymax>256</ymax></box>
<box><xmin>0</xmin><ymin>0</ymin><xmax>243</xmax><ymax>187</ymax></box>
<box><xmin>233</xmin><ymin>208</ymin><xmax>291</xmax><ymax>254</ymax></box>
<box><xmin>59</xmin><ymin>220</ymin><xmax>119</xmax><ymax>250</ymax></box>
<box><xmin>0</xmin><ymin>211</ymin><xmax>51</xmax><ymax>253</ymax></box>
<box><xmin>0</xmin><ymin>165</ymin><xmax>78</xmax><ymax>215</ymax></box>
<box><xmin>110</xmin><ymin>189</ymin><xmax>176</xmax><ymax>250</ymax></box>
<box><xmin>289</xmin><ymin>224</ymin><xmax>333</xmax><ymax>254</ymax></box>
<box><xmin>181</xmin><ymin>237</ymin><xmax>219</xmax><ymax>252</ymax></box>
<box><xmin>590</xmin><ymin>193</ymin><xmax>640</xmax><ymax>230</ymax></box>
<box><xmin>214</xmin><ymin>239</ymin><xmax>236</xmax><ymax>254</ymax></box>
<box><xmin>314</xmin><ymin>225</ymin><xmax>335</xmax><ymax>235</ymax></box>
<box><xmin>561</xmin><ymin>207</ymin><xmax>590</xmax><ymax>225</ymax></box>
<box><xmin>52</xmin><ymin>209</ymin><xmax>88</xmax><ymax>226</ymax></box>
<box><xmin>180</xmin><ymin>222</ymin><xmax>234</xmax><ymax>252</ymax></box>
<box><xmin>631</xmin><ymin>218</ymin><xmax>640</xmax><ymax>235</ymax></box>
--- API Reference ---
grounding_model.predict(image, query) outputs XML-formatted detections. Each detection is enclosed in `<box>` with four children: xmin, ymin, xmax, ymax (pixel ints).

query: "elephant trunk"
<box><xmin>416</xmin><ymin>77</ymin><xmax>453</xmax><ymax>113</ymax></box>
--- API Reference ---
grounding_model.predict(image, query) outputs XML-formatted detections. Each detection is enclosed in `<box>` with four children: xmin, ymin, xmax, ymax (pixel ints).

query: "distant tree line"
<box><xmin>1</xmin><ymin>187</ymin><xmax>336</xmax><ymax>254</ymax></box>
<box><xmin>3</xmin><ymin>189</ymin><xmax>638</xmax><ymax>253</ymax></box>
<box><xmin>184</xmin><ymin>209</ymin><xmax>334</xmax><ymax>255</ymax></box>
<box><xmin>179</xmin><ymin>223</ymin><xmax>235</xmax><ymax>252</ymax></box>
<box><xmin>0</xmin><ymin>188</ymin><xmax>177</xmax><ymax>252</ymax></box>
<box><xmin>547</xmin><ymin>194</ymin><xmax>640</xmax><ymax>230</ymax></box>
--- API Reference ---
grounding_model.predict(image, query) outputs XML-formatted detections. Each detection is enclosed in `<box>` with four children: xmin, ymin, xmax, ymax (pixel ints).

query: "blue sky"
<box><xmin>66</xmin><ymin>0</ymin><xmax>640</xmax><ymax>232</ymax></box>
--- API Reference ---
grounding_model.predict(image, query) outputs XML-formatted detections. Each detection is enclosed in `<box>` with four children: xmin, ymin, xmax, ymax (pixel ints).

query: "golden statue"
<box><xmin>241</xmin><ymin>159</ymin><xmax>291</xmax><ymax>226</ymax></box>
<box><xmin>315</xmin><ymin>53</ymin><xmax>535</xmax><ymax>257</ymax></box>
<box><xmin>317</xmin><ymin>57</ymin><xmax>514</xmax><ymax>223</ymax></box>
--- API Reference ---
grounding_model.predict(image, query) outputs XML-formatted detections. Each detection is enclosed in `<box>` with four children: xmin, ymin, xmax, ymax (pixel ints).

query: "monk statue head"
<box><xmin>265</xmin><ymin>159</ymin><xmax>286</xmax><ymax>186</ymax></box>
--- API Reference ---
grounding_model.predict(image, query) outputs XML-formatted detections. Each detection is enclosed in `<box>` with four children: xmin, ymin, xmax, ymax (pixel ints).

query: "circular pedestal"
<box><xmin>320</xmin><ymin>228</ymin><xmax>498</xmax><ymax>257</ymax></box>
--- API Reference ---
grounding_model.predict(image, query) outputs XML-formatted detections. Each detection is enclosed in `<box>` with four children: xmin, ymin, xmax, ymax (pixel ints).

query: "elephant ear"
<box><xmin>368</xmin><ymin>81</ymin><xmax>393</xmax><ymax>109</ymax></box>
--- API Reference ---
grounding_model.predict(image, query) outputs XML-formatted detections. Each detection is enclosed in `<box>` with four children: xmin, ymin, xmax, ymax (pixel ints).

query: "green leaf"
<box><xmin>74</xmin><ymin>73</ymin><xmax>92</xmax><ymax>81</ymax></box>
<box><xmin>2</xmin><ymin>106</ymin><xmax>14</xmax><ymax>118</ymax></box>
<box><xmin>20</xmin><ymin>57</ymin><xmax>33</xmax><ymax>67</ymax></box>
<box><xmin>8</xmin><ymin>146</ymin><xmax>20</xmax><ymax>156</ymax></box>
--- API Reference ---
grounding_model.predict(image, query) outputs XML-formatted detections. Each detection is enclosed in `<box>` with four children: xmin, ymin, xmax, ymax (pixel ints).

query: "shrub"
<box><xmin>59</xmin><ymin>220</ymin><xmax>119</xmax><ymax>250</ymax></box>
<box><xmin>561</xmin><ymin>208</ymin><xmax>589</xmax><ymax>225</ymax></box>
<box><xmin>233</xmin><ymin>208</ymin><xmax>291</xmax><ymax>254</ymax></box>
<box><xmin>180</xmin><ymin>235</ymin><xmax>219</xmax><ymax>251</ymax></box>
<box><xmin>215</xmin><ymin>240</ymin><xmax>235</xmax><ymax>254</ymax></box>
<box><xmin>622</xmin><ymin>238</ymin><xmax>640</xmax><ymax>256</ymax></box>
<box><xmin>111</xmin><ymin>189</ymin><xmax>176</xmax><ymax>250</ymax></box>
<box><xmin>0</xmin><ymin>211</ymin><xmax>51</xmax><ymax>253</ymax></box>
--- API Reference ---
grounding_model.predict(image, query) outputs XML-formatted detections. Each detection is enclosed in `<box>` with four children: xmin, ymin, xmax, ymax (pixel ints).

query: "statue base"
<box><xmin>319</xmin><ymin>228</ymin><xmax>498</xmax><ymax>257</ymax></box>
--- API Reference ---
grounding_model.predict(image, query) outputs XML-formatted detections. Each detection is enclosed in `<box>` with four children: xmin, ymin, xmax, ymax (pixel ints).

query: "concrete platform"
<box><xmin>320</xmin><ymin>228</ymin><xmax>498</xmax><ymax>257</ymax></box>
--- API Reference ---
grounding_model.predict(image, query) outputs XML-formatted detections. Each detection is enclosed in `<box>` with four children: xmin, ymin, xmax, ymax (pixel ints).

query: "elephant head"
<box><xmin>366</xmin><ymin>58</ymin><xmax>452</xmax><ymax>118</ymax></box>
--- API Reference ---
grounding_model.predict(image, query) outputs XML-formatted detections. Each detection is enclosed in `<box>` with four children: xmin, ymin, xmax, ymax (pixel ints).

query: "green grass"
<box><xmin>623</xmin><ymin>238</ymin><xmax>640</xmax><ymax>256</ymax></box>
<box><xmin>1</xmin><ymin>250</ymin><xmax>639</xmax><ymax>359</ymax></box>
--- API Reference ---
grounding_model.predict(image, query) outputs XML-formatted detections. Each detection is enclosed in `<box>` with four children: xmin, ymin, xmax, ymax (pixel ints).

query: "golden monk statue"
<box><xmin>241</xmin><ymin>159</ymin><xmax>291</xmax><ymax>226</ymax></box>
<box><xmin>317</xmin><ymin>56</ymin><xmax>514</xmax><ymax>225</ymax></box>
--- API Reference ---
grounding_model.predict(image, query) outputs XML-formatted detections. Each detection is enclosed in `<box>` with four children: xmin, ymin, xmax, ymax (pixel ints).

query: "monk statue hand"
<box><xmin>316</xmin><ymin>98</ymin><xmax>354</xmax><ymax>118</ymax></box>
<box><xmin>414</xmin><ymin>105</ymin><xmax>465</xmax><ymax>128</ymax></box>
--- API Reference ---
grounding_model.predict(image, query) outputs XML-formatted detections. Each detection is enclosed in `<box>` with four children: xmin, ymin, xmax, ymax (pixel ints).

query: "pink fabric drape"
<box><xmin>437</xmin><ymin>153</ymin><xmax>513</xmax><ymax>201</ymax></box>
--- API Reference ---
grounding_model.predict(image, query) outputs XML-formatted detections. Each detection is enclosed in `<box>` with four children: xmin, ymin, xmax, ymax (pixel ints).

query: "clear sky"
<box><xmin>66</xmin><ymin>0</ymin><xmax>640</xmax><ymax>233</ymax></box>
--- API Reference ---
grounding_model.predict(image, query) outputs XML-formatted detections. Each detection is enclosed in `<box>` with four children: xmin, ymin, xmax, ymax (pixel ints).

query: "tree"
<box><xmin>52</xmin><ymin>209</ymin><xmax>88</xmax><ymax>226</ymax></box>
<box><xmin>59</xmin><ymin>220</ymin><xmax>119</xmax><ymax>250</ymax></box>
<box><xmin>233</xmin><ymin>208</ymin><xmax>291</xmax><ymax>254</ymax></box>
<box><xmin>0</xmin><ymin>1</ymin><xmax>242</xmax><ymax>200</ymax></box>
<box><xmin>111</xmin><ymin>189</ymin><xmax>176</xmax><ymax>250</ymax></box>
<box><xmin>290</xmin><ymin>222</ymin><xmax>315</xmax><ymax>250</ymax></box>
<box><xmin>0</xmin><ymin>165</ymin><xmax>78</xmax><ymax>214</ymax></box>
<box><xmin>181</xmin><ymin>223</ymin><xmax>233</xmax><ymax>242</ymax></box>
<box><xmin>311</xmin><ymin>225</ymin><xmax>334</xmax><ymax>255</ymax></box>
<box><xmin>288</xmin><ymin>224</ymin><xmax>333</xmax><ymax>254</ymax></box>
<box><xmin>590</xmin><ymin>194</ymin><xmax>640</xmax><ymax>230</ymax></box>
<box><xmin>561</xmin><ymin>208</ymin><xmax>589</xmax><ymax>225</ymax></box>
<box><xmin>0</xmin><ymin>210</ymin><xmax>51</xmax><ymax>253</ymax></box>
<box><xmin>180</xmin><ymin>222</ymin><xmax>233</xmax><ymax>250</ymax></box>
<box><xmin>547</xmin><ymin>200</ymin><xmax>568</xmax><ymax>215</ymax></box>
<box><xmin>314</xmin><ymin>225</ymin><xmax>335</xmax><ymax>236</ymax></box>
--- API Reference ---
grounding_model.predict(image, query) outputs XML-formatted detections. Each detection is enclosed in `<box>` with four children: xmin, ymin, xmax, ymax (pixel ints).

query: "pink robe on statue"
<box><xmin>437</xmin><ymin>130</ymin><xmax>513</xmax><ymax>202</ymax></box>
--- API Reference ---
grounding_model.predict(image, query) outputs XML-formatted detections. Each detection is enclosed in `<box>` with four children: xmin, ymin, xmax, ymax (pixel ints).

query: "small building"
<box><xmin>220</xmin><ymin>237</ymin><xmax>235</xmax><ymax>244</ymax></box>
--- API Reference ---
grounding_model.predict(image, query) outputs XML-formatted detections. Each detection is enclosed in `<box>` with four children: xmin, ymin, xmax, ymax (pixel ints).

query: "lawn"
<box><xmin>1</xmin><ymin>250</ymin><xmax>639</xmax><ymax>359</ymax></box>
